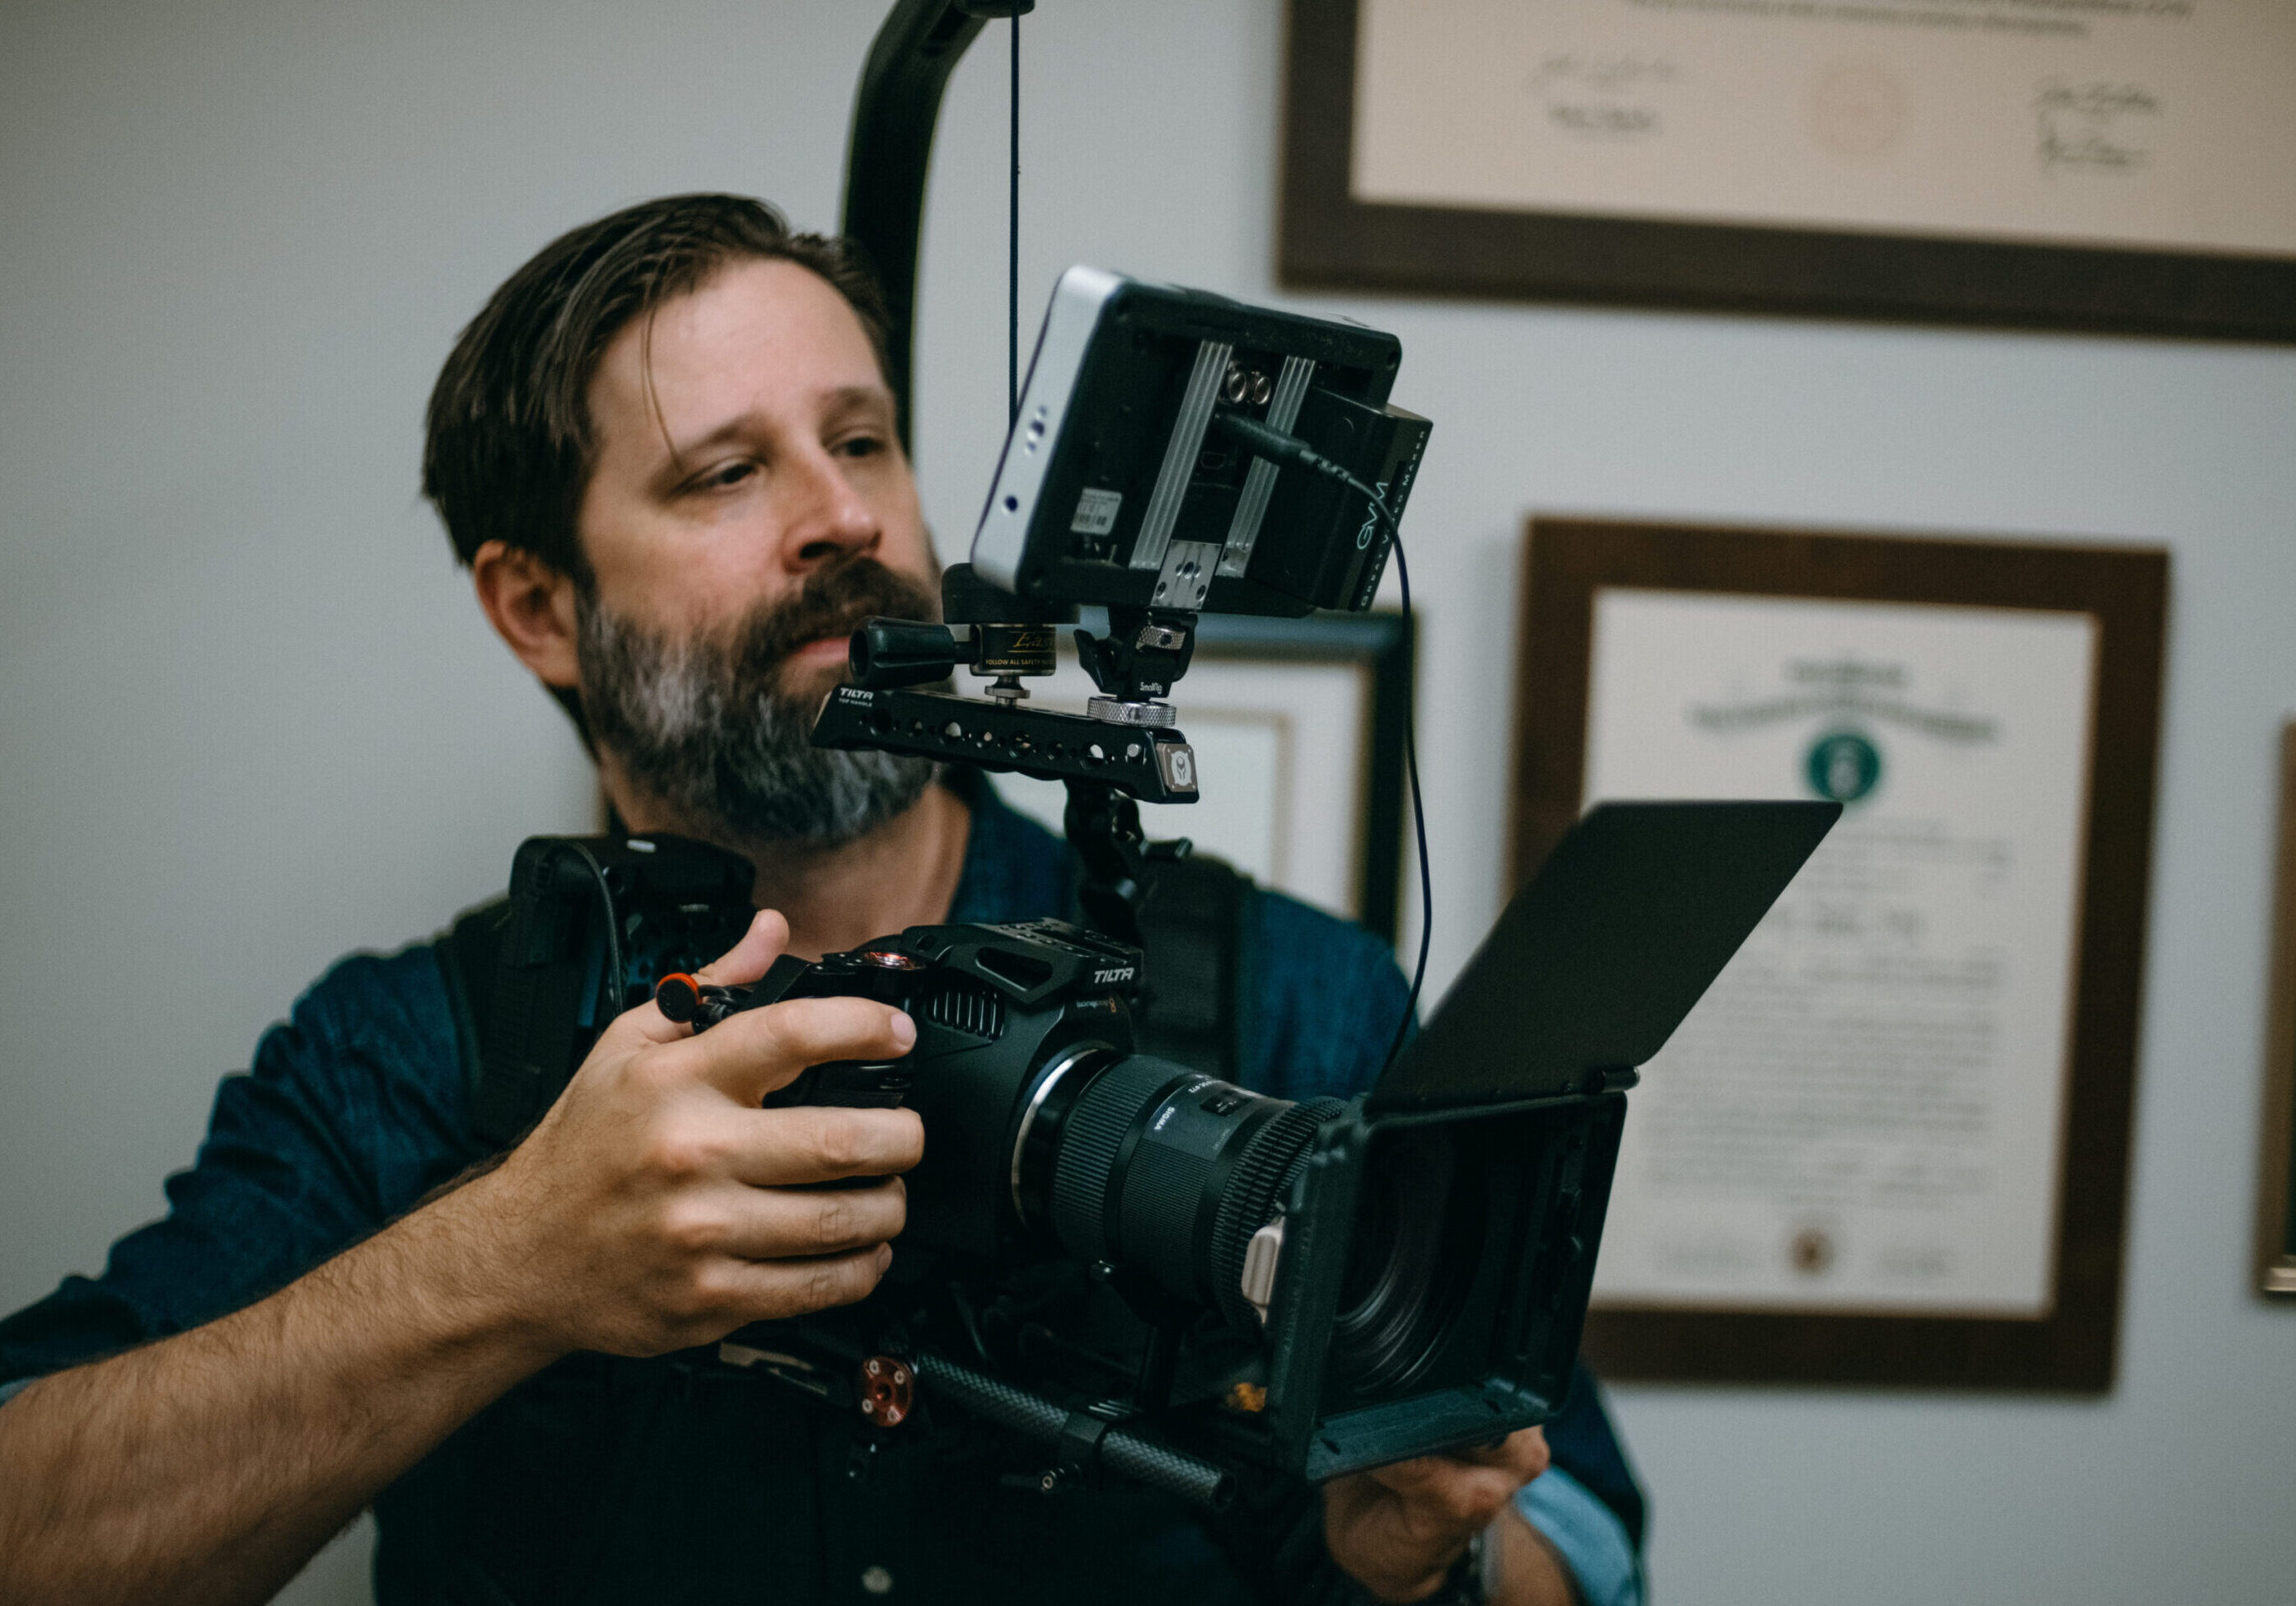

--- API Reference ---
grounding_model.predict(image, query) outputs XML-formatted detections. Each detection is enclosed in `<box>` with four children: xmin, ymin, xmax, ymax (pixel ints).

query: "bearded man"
<box><xmin>0</xmin><ymin>194</ymin><xmax>1644</xmax><ymax>1606</ymax></box>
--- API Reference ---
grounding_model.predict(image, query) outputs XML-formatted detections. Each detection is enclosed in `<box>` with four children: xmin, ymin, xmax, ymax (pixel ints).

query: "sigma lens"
<box><xmin>1012</xmin><ymin>1052</ymin><xmax>1344</xmax><ymax>1327</ymax></box>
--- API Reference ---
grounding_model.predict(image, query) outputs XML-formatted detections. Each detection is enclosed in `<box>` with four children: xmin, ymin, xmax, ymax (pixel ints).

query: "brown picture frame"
<box><xmin>1279</xmin><ymin>0</ymin><xmax>2296</xmax><ymax>344</ymax></box>
<box><xmin>2255</xmin><ymin>726</ymin><xmax>2296</xmax><ymax>1299</ymax></box>
<box><xmin>1513</xmin><ymin>518</ymin><xmax>2167</xmax><ymax>1389</ymax></box>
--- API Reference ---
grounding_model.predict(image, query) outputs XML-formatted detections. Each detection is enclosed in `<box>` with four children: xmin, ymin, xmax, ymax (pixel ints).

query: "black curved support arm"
<box><xmin>841</xmin><ymin>0</ymin><xmax>1031</xmax><ymax>446</ymax></box>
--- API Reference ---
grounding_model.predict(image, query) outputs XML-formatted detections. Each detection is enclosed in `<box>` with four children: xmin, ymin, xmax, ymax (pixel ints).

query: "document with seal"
<box><xmin>1353</xmin><ymin>0</ymin><xmax>2296</xmax><ymax>259</ymax></box>
<box><xmin>1581</xmin><ymin>590</ymin><xmax>2097</xmax><ymax>1316</ymax></box>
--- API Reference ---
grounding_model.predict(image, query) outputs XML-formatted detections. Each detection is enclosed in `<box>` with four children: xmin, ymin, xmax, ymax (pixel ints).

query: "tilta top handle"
<box><xmin>815</xmin><ymin>566</ymin><xmax>1207</xmax><ymax>945</ymax></box>
<box><xmin>812</xmin><ymin>566</ymin><xmax>1204</xmax><ymax>811</ymax></box>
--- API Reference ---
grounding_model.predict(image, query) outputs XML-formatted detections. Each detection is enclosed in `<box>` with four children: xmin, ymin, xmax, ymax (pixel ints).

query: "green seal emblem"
<box><xmin>1806</xmin><ymin>729</ymin><xmax>1882</xmax><ymax>804</ymax></box>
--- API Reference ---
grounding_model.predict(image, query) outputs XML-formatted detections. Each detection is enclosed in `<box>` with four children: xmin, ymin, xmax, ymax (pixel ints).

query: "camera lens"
<box><xmin>1015</xmin><ymin>1053</ymin><xmax>1342</xmax><ymax>1324</ymax></box>
<box><xmin>1328</xmin><ymin>1128</ymin><xmax>1483</xmax><ymax>1392</ymax></box>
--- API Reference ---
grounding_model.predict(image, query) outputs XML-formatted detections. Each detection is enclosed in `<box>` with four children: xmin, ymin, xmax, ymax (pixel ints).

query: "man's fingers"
<box><xmin>1499</xmin><ymin>1426</ymin><xmax>1550</xmax><ymax>1482</ymax></box>
<box><xmin>707</xmin><ymin>1243</ymin><xmax>895</xmax><ymax>1324</ymax></box>
<box><xmin>694</xmin><ymin>908</ymin><xmax>789</xmax><ymax>988</ymax></box>
<box><xmin>1370</xmin><ymin>1426</ymin><xmax>1547</xmax><ymax>1485</ymax></box>
<box><xmin>683</xmin><ymin>1177</ymin><xmax>909</xmax><ymax>1259</ymax></box>
<box><xmin>1324</xmin><ymin>1472</ymin><xmax>1477</xmax><ymax>1598</ymax></box>
<box><xmin>666</xmin><ymin>994</ymin><xmax>916</xmax><ymax>1103</ymax></box>
<box><xmin>616</xmin><ymin>910</ymin><xmax>793</xmax><ymax>1049</ymax></box>
<box><xmin>1438</xmin><ymin>1426</ymin><xmax>1549</xmax><ymax>1481</ymax></box>
<box><xmin>719</xmin><ymin>1106</ymin><xmax>926</xmax><ymax>1187</ymax></box>
<box><xmin>1362</xmin><ymin>1454</ymin><xmax>1447</xmax><ymax>1496</ymax></box>
<box><xmin>1362</xmin><ymin>1457</ymin><xmax>1523</xmax><ymax>1530</ymax></box>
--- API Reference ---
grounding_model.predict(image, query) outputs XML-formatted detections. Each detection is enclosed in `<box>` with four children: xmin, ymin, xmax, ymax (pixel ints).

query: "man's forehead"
<box><xmin>593</xmin><ymin>257</ymin><xmax>891</xmax><ymax>438</ymax></box>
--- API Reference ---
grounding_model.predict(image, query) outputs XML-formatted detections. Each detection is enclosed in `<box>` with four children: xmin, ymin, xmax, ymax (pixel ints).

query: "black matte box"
<box><xmin>1255</xmin><ymin>1093</ymin><xmax>1625</xmax><ymax>1481</ymax></box>
<box><xmin>1246</xmin><ymin>800</ymin><xmax>1840</xmax><ymax>1478</ymax></box>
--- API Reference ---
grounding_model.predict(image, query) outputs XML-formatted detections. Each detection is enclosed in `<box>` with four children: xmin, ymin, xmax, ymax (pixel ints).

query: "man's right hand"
<box><xmin>469</xmin><ymin>907</ymin><xmax>924</xmax><ymax>1358</ymax></box>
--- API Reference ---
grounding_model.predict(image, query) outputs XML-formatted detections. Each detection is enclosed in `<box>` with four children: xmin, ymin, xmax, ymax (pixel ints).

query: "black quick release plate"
<box><xmin>811</xmin><ymin>684</ymin><xmax>1201</xmax><ymax>803</ymax></box>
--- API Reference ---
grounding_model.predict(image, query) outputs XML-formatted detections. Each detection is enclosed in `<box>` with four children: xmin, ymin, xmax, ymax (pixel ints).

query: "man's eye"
<box><xmin>696</xmin><ymin>461</ymin><xmax>756</xmax><ymax>491</ymax></box>
<box><xmin>836</xmin><ymin>435</ymin><xmax>886</xmax><ymax>460</ymax></box>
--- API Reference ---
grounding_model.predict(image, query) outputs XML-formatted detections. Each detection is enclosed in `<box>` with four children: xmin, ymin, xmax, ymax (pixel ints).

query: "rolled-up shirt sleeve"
<box><xmin>0</xmin><ymin>948</ymin><xmax>477</xmax><ymax>1396</ymax></box>
<box><xmin>1521</xmin><ymin>1463</ymin><xmax>1645</xmax><ymax>1606</ymax></box>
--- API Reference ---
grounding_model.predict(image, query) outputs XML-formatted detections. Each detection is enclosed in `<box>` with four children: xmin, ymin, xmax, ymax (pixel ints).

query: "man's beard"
<box><xmin>575</xmin><ymin>555</ymin><xmax>941</xmax><ymax>849</ymax></box>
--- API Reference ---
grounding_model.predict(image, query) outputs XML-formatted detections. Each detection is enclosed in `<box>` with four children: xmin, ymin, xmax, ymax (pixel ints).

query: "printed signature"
<box><xmin>1527</xmin><ymin>53</ymin><xmax>1679</xmax><ymax>141</ymax></box>
<box><xmin>2035</xmin><ymin>79</ymin><xmax>2158</xmax><ymax>171</ymax></box>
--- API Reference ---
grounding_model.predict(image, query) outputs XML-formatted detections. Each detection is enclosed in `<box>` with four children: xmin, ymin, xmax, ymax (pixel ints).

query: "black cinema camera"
<box><xmin>465</xmin><ymin>273</ymin><xmax>1838</xmax><ymax>1508</ymax></box>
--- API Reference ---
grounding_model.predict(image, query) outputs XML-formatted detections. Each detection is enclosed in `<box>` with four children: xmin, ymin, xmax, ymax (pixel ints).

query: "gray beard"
<box><xmin>575</xmin><ymin>597</ymin><xmax>934</xmax><ymax>850</ymax></box>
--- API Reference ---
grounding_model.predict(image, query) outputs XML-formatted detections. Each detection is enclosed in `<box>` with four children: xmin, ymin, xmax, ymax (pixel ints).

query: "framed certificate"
<box><xmin>1514</xmin><ymin>519</ymin><xmax>2167</xmax><ymax>1388</ymax></box>
<box><xmin>1281</xmin><ymin>0</ymin><xmax>2296</xmax><ymax>341</ymax></box>
<box><xmin>2256</xmin><ymin>725</ymin><xmax>2296</xmax><ymax>1299</ymax></box>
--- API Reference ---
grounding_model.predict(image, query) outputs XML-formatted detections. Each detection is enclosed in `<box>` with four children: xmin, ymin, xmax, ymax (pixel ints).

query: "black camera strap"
<box><xmin>445</xmin><ymin>835</ymin><xmax>757</xmax><ymax>1149</ymax></box>
<box><xmin>1126</xmin><ymin>852</ymin><xmax>1250</xmax><ymax>1083</ymax></box>
<box><xmin>451</xmin><ymin>891</ymin><xmax>629</xmax><ymax>1149</ymax></box>
<box><xmin>446</xmin><ymin>887</ymin><xmax>594</xmax><ymax>1148</ymax></box>
<box><xmin>438</xmin><ymin>895</ymin><xmax>507</xmax><ymax>1128</ymax></box>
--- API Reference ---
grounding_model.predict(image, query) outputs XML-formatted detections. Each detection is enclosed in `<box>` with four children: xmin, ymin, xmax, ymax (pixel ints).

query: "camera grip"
<box><xmin>657</xmin><ymin>964</ymin><xmax>915</xmax><ymax>1110</ymax></box>
<box><xmin>763</xmin><ymin>1059</ymin><xmax>914</xmax><ymax>1110</ymax></box>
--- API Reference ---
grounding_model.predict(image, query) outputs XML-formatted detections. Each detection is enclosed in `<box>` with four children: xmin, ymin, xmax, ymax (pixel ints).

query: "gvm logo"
<box><xmin>1354</xmin><ymin>480</ymin><xmax>1390</xmax><ymax>550</ymax></box>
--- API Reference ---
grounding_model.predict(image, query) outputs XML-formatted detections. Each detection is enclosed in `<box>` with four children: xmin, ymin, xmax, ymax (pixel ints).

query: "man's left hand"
<box><xmin>1323</xmin><ymin>1427</ymin><xmax>1570</xmax><ymax>1604</ymax></box>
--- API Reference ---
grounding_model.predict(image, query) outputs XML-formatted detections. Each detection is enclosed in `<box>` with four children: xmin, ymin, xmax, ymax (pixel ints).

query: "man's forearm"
<box><xmin>1494</xmin><ymin>1508</ymin><xmax>1579</xmax><ymax>1606</ymax></box>
<box><xmin>0</xmin><ymin>1173</ymin><xmax>554</xmax><ymax>1606</ymax></box>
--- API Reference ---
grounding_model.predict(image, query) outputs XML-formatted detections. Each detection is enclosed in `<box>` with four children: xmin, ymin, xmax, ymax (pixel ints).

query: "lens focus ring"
<box><xmin>1049</xmin><ymin>1056</ymin><xmax>1195</xmax><ymax>1264</ymax></box>
<box><xmin>1209</xmin><ymin>1098</ymin><xmax>1347</xmax><ymax>1330</ymax></box>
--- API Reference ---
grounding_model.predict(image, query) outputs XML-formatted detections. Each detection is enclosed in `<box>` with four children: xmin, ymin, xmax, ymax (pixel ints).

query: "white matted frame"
<box><xmin>1515</xmin><ymin>518</ymin><xmax>2167</xmax><ymax>1390</ymax></box>
<box><xmin>2255</xmin><ymin>724</ymin><xmax>2296</xmax><ymax>1299</ymax></box>
<box><xmin>1281</xmin><ymin>0</ymin><xmax>2296</xmax><ymax>342</ymax></box>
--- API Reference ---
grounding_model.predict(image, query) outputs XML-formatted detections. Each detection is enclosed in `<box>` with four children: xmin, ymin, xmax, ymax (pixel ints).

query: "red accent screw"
<box><xmin>857</xmin><ymin>1356</ymin><xmax>915</xmax><ymax>1427</ymax></box>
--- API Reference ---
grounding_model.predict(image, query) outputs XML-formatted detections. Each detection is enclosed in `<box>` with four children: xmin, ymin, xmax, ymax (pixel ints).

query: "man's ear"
<box><xmin>471</xmin><ymin>540</ymin><xmax>581</xmax><ymax>689</ymax></box>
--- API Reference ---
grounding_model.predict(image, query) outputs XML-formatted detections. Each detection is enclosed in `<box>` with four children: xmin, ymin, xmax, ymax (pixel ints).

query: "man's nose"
<box><xmin>779</xmin><ymin>444</ymin><xmax>881</xmax><ymax>571</ymax></box>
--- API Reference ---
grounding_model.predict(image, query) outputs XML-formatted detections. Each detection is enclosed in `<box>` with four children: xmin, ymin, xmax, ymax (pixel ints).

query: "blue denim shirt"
<box><xmin>0</xmin><ymin>777</ymin><xmax>1643</xmax><ymax>1604</ymax></box>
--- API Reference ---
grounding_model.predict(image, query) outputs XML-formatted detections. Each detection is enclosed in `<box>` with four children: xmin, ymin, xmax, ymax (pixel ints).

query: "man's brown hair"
<box><xmin>422</xmin><ymin>193</ymin><xmax>892</xmax><ymax>584</ymax></box>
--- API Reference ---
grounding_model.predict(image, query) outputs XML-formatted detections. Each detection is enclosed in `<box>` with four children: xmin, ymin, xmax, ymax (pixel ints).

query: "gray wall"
<box><xmin>3</xmin><ymin>2</ymin><xmax>2290</xmax><ymax>1601</ymax></box>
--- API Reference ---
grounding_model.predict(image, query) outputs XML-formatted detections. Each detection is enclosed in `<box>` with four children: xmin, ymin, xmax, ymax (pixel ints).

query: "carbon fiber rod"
<box><xmin>911</xmin><ymin>1352</ymin><xmax>1235</xmax><ymax>1510</ymax></box>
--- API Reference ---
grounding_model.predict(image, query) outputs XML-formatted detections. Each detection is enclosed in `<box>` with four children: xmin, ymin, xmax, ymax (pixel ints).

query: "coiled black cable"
<box><xmin>1204</xmin><ymin>410</ymin><xmax>1433</xmax><ymax>1072</ymax></box>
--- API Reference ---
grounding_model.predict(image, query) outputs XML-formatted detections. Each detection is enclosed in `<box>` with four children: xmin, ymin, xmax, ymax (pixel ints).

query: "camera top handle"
<box><xmin>811</xmin><ymin>551</ymin><xmax>1214</xmax><ymax>948</ymax></box>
